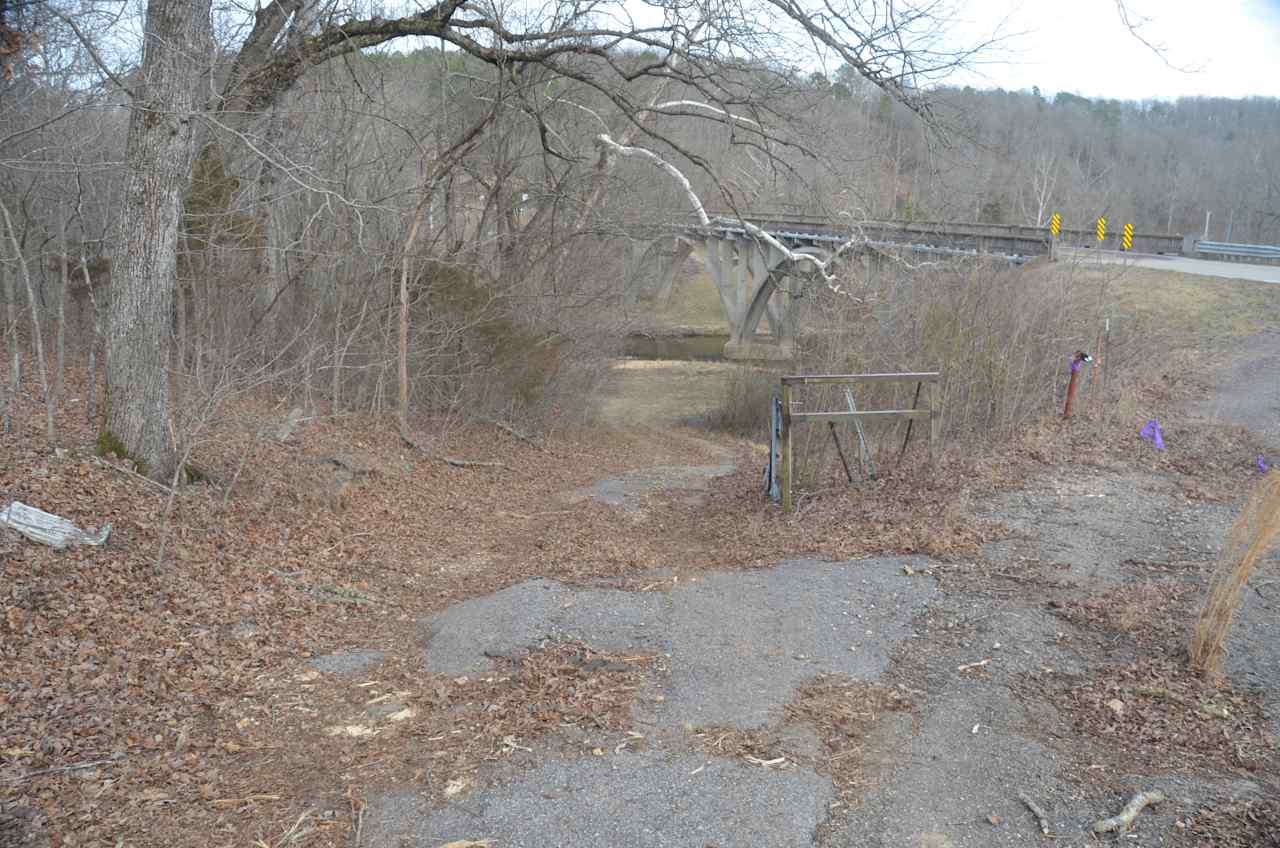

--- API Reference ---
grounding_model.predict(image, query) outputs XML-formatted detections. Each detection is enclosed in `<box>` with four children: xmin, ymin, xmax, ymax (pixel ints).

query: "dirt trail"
<box><xmin>597</xmin><ymin>358</ymin><xmax>733</xmax><ymax>430</ymax></box>
<box><xmin>355</xmin><ymin>341</ymin><xmax>1280</xmax><ymax>848</ymax></box>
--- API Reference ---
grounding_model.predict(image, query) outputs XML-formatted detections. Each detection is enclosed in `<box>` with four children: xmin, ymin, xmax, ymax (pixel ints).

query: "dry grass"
<box><xmin>699</xmin><ymin>364</ymin><xmax>780</xmax><ymax>438</ymax></box>
<box><xmin>1189</xmin><ymin>472</ymin><xmax>1280</xmax><ymax>675</ymax></box>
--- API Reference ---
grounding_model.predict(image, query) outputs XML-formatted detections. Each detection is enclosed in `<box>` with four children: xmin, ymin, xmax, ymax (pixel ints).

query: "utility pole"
<box><xmin>1203</xmin><ymin>210</ymin><xmax>1212</xmax><ymax>240</ymax></box>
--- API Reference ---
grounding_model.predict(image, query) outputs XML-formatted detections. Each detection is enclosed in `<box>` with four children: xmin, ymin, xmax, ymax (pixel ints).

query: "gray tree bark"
<box><xmin>2</xmin><ymin>261</ymin><xmax>18</xmax><ymax>398</ymax></box>
<box><xmin>55</xmin><ymin>212</ymin><xmax>68</xmax><ymax>403</ymax></box>
<box><xmin>104</xmin><ymin>0</ymin><xmax>211</xmax><ymax>480</ymax></box>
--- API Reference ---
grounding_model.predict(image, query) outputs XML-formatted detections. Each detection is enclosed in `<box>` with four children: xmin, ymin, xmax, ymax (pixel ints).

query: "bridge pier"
<box><xmin>624</xmin><ymin>238</ymin><xmax>694</xmax><ymax>307</ymax></box>
<box><xmin>703</xmin><ymin>235</ymin><xmax>801</xmax><ymax>360</ymax></box>
<box><xmin>648</xmin><ymin>214</ymin><xmax>1059</xmax><ymax>361</ymax></box>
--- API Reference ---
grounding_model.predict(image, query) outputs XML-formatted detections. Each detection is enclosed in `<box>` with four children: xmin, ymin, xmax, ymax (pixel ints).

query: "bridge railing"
<box><xmin>694</xmin><ymin>210</ymin><xmax>1185</xmax><ymax>256</ymax></box>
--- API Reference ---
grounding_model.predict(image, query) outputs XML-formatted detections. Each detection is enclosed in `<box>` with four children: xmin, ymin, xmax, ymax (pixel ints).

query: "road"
<box><xmin>1060</xmin><ymin>245</ymin><xmax>1280</xmax><ymax>283</ymax></box>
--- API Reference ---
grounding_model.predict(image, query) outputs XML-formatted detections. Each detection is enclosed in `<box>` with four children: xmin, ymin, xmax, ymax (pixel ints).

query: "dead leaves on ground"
<box><xmin>1183</xmin><ymin>797</ymin><xmax>1280</xmax><ymax>848</ymax></box>
<box><xmin>1050</xmin><ymin>580</ymin><xmax>1200</xmax><ymax>647</ymax></box>
<box><xmin>690</xmin><ymin>675</ymin><xmax>913</xmax><ymax>802</ymax></box>
<box><xmin>1049</xmin><ymin>658</ymin><xmax>1275</xmax><ymax>775</ymax></box>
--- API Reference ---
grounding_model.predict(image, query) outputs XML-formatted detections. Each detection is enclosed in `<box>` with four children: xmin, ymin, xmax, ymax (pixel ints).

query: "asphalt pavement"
<box><xmin>1059</xmin><ymin>246</ymin><xmax>1280</xmax><ymax>283</ymax></box>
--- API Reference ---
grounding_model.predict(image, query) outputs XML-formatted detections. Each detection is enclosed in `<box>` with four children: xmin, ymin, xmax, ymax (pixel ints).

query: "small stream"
<box><xmin>623</xmin><ymin>332</ymin><xmax>729</xmax><ymax>361</ymax></box>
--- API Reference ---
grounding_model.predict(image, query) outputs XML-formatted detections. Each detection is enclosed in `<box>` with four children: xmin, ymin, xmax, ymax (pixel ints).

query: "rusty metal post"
<box><xmin>1063</xmin><ymin>351</ymin><xmax>1092</xmax><ymax>419</ymax></box>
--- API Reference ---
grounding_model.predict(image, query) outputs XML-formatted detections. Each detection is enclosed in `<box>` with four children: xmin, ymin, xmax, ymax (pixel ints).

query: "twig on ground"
<box><xmin>956</xmin><ymin>658</ymin><xmax>990</xmax><ymax>672</ymax></box>
<box><xmin>346</xmin><ymin>788</ymin><xmax>367</xmax><ymax>847</ymax></box>
<box><xmin>400</xmin><ymin>428</ymin><xmax>507</xmax><ymax>470</ymax></box>
<box><xmin>312</xmin><ymin>584</ymin><xmax>377</xmax><ymax>605</ymax></box>
<box><xmin>1017</xmin><ymin>791</ymin><xmax>1051</xmax><ymax>836</ymax></box>
<box><xmin>5</xmin><ymin>753</ymin><xmax>126</xmax><ymax>783</ymax></box>
<box><xmin>92</xmin><ymin>456</ymin><xmax>175</xmax><ymax>495</ymax></box>
<box><xmin>442</xmin><ymin>456</ymin><xmax>506</xmax><ymax>469</ymax></box>
<box><xmin>319</xmin><ymin>532</ymin><xmax>375</xmax><ymax>555</ymax></box>
<box><xmin>1092</xmin><ymin>789</ymin><xmax>1166</xmax><ymax>833</ymax></box>
<box><xmin>484</xmin><ymin>417</ymin><xmax>544</xmax><ymax>450</ymax></box>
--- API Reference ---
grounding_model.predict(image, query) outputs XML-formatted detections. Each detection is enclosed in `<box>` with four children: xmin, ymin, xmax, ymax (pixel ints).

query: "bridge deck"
<box><xmin>686</xmin><ymin>211</ymin><xmax>1184</xmax><ymax>257</ymax></box>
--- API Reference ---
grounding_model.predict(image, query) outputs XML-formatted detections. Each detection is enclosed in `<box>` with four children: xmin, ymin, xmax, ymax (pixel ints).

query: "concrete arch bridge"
<box><xmin>627</xmin><ymin>212</ymin><xmax>1182</xmax><ymax>361</ymax></box>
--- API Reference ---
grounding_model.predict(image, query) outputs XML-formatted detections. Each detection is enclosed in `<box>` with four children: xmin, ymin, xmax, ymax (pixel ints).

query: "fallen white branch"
<box><xmin>1017</xmin><ymin>791</ymin><xmax>1051</xmax><ymax>836</ymax></box>
<box><xmin>956</xmin><ymin>658</ymin><xmax>990</xmax><ymax>672</ymax></box>
<box><xmin>1092</xmin><ymin>789</ymin><xmax>1166</xmax><ymax>834</ymax></box>
<box><xmin>0</xmin><ymin>501</ymin><xmax>111</xmax><ymax>549</ymax></box>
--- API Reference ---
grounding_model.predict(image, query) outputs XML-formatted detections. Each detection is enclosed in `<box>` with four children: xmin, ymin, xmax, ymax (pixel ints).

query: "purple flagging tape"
<box><xmin>1260</xmin><ymin>455</ymin><xmax>1270</xmax><ymax>474</ymax></box>
<box><xmin>1140</xmin><ymin>418</ymin><xmax>1166</xmax><ymax>451</ymax></box>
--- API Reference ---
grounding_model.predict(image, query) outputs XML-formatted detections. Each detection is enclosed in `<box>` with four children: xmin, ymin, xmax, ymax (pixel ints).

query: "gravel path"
<box><xmin>360</xmin><ymin>334</ymin><xmax>1280</xmax><ymax>847</ymax></box>
<box><xmin>1190</xmin><ymin>326</ymin><xmax>1280</xmax><ymax>450</ymax></box>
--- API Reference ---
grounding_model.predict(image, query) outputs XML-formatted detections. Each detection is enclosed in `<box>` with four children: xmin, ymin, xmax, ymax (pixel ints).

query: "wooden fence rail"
<box><xmin>777</xmin><ymin>371</ymin><xmax>942</xmax><ymax>513</ymax></box>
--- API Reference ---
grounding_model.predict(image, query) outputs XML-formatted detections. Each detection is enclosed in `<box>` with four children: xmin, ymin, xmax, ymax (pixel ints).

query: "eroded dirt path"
<box><xmin>347</xmin><ymin>346</ymin><xmax>1280</xmax><ymax>848</ymax></box>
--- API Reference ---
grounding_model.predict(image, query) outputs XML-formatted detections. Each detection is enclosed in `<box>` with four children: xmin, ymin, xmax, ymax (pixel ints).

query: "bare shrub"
<box><xmin>764</xmin><ymin>257</ymin><xmax>1122</xmax><ymax>490</ymax></box>
<box><xmin>702</xmin><ymin>364</ymin><xmax>781</xmax><ymax>439</ymax></box>
<box><xmin>1189</xmin><ymin>472</ymin><xmax>1280</xmax><ymax>676</ymax></box>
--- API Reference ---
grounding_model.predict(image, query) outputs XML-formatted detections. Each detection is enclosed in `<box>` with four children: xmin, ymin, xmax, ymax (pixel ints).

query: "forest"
<box><xmin>2</xmin><ymin>1</ymin><xmax>1279</xmax><ymax>466</ymax></box>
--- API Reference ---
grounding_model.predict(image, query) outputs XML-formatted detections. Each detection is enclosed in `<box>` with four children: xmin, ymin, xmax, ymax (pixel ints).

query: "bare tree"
<box><xmin>102</xmin><ymin>0</ymin><xmax>211</xmax><ymax>478</ymax></box>
<box><xmin>79</xmin><ymin>0</ymin><xmax>997</xmax><ymax>479</ymax></box>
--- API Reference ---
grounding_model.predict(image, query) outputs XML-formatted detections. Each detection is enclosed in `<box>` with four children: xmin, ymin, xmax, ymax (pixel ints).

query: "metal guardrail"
<box><xmin>1195</xmin><ymin>240</ymin><xmax>1280</xmax><ymax>262</ymax></box>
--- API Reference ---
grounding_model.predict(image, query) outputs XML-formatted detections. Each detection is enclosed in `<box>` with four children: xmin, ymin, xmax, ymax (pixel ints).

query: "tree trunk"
<box><xmin>104</xmin><ymin>0</ymin><xmax>211</xmax><ymax>480</ymax></box>
<box><xmin>399</xmin><ymin>198</ymin><xmax>428</xmax><ymax>433</ymax></box>
<box><xmin>55</xmin><ymin>213</ymin><xmax>68</xmax><ymax>403</ymax></box>
<box><xmin>79</xmin><ymin>252</ymin><xmax>101</xmax><ymax>424</ymax></box>
<box><xmin>3</xmin><ymin>256</ymin><xmax>19</xmax><ymax>396</ymax></box>
<box><xmin>0</xmin><ymin>198</ymin><xmax>55</xmax><ymax>445</ymax></box>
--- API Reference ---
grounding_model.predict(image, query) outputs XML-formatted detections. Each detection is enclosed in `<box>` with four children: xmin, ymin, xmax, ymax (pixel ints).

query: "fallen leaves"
<box><xmin>1049</xmin><ymin>657</ymin><xmax>1276</xmax><ymax>773</ymax></box>
<box><xmin>692</xmin><ymin>675</ymin><xmax>913</xmax><ymax>802</ymax></box>
<box><xmin>324</xmin><ymin>725</ymin><xmax>377</xmax><ymax>738</ymax></box>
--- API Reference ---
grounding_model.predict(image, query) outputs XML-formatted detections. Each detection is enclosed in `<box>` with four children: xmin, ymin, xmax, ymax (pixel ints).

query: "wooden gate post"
<box><xmin>928</xmin><ymin>378</ymin><xmax>941</xmax><ymax>464</ymax></box>
<box><xmin>780</xmin><ymin>381</ymin><xmax>794</xmax><ymax>513</ymax></box>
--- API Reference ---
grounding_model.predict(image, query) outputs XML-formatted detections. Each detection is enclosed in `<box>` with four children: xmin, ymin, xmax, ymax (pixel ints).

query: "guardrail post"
<box><xmin>780</xmin><ymin>381</ymin><xmax>794</xmax><ymax>513</ymax></box>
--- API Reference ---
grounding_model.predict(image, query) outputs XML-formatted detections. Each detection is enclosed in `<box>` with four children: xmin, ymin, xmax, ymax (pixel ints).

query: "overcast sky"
<box><xmin>946</xmin><ymin>0</ymin><xmax>1280</xmax><ymax>99</ymax></box>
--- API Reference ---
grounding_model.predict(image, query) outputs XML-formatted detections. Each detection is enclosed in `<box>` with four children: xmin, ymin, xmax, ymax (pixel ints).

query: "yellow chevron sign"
<box><xmin>1096</xmin><ymin>217</ymin><xmax>1107</xmax><ymax>242</ymax></box>
<box><xmin>1122</xmin><ymin>223</ymin><xmax>1134</xmax><ymax>251</ymax></box>
<box><xmin>1049</xmin><ymin>213</ymin><xmax>1061</xmax><ymax>237</ymax></box>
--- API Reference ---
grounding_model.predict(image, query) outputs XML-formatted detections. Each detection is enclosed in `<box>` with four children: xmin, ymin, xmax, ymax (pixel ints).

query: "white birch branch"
<box><xmin>640</xmin><ymin>101</ymin><xmax>761</xmax><ymax>127</ymax></box>
<box><xmin>594</xmin><ymin>134</ymin><xmax>862</xmax><ymax>297</ymax></box>
<box><xmin>595</xmin><ymin>133</ymin><xmax>709</xmax><ymax>226</ymax></box>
